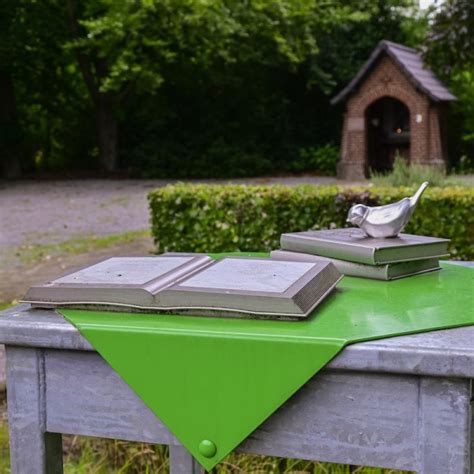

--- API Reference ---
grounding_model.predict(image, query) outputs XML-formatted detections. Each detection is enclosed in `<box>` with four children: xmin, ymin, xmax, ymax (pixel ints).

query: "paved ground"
<box><xmin>0</xmin><ymin>177</ymin><xmax>347</xmax><ymax>247</ymax></box>
<box><xmin>1</xmin><ymin>179</ymin><xmax>162</xmax><ymax>248</ymax></box>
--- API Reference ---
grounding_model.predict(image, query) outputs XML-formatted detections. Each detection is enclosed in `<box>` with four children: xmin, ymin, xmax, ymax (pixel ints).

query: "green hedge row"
<box><xmin>148</xmin><ymin>184</ymin><xmax>474</xmax><ymax>260</ymax></box>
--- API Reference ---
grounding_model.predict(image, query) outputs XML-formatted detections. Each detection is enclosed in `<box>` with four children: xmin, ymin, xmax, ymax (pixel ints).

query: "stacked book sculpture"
<box><xmin>271</xmin><ymin>182</ymin><xmax>450</xmax><ymax>280</ymax></box>
<box><xmin>271</xmin><ymin>228</ymin><xmax>449</xmax><ymax>280</ymax></box>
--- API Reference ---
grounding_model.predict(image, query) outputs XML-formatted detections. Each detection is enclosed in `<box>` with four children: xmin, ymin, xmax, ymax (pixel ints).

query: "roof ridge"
<box><xmin>380</xmin><ymin>40</ymin><xmax>418</xmax><ymax>54</ymax></box>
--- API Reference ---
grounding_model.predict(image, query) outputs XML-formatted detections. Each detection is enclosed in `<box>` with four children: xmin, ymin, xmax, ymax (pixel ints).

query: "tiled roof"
<box><xmin>331</xmin><ymin>40</ymin><xmax>457</xmax><ymax>104</ymax></box>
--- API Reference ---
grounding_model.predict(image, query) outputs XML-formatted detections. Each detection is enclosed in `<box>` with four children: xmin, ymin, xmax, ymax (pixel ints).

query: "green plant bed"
<box><xmin>371</xmin><ymin>156</ymin><xmax>463</xmax><ymax>187</ymax></box>
<box><xmin>149</xmin><ymin>184</ymin><xmax>474</xmax><ymax>260</ymax></box>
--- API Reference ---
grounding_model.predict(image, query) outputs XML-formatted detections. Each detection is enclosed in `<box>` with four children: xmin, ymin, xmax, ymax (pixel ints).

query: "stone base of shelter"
<box><xmin>337</xmin><ymin>161</ymin><xmax>366</xmax><ymax>180</ymax></box>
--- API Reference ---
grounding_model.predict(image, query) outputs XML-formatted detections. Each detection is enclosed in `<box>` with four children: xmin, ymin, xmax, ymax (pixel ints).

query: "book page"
<box><xmin>54</xmin><ymin>257</ymin><xmax>196</xmax><ymax>286</ymax></box>
<box><xmin>177</xmin><ymin>258</ymin><xmax>315</xmax><ymax>293</ymax></box>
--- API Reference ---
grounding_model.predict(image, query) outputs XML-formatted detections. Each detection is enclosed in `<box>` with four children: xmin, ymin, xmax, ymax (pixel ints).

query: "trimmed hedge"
<box><xmin>148</xmin><ymin>184</ymin><xmax>474</xmax><ymax>260</ymax></box>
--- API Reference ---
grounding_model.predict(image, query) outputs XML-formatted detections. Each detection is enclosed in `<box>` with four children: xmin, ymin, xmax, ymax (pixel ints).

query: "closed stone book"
<box><xmin>23</xmin><ymin>255</ymin><xmax>342</xmax><ymax>320</ymax></box>
<box><xmin>280</xmin><ymin>228</ymin><xmax>449</xmax><ymax>265</ymax></box>
<box><xmin>271</xmin><ymin>250</ymin><xmax>441</xmax><ymax>280</ymax></box>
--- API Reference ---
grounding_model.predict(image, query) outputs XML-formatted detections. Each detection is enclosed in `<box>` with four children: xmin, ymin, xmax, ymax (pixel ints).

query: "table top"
<box><xmin>1</xmin><ymin>303</ymin><xmax>473</xmax><ymax>378</ymax></box>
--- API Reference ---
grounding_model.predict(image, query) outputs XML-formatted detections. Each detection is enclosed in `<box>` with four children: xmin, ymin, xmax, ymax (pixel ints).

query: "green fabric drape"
<box><xmin>60</xmin><ymin>257</ymin><xmax>473</xmax><ymax>470</ymax></box>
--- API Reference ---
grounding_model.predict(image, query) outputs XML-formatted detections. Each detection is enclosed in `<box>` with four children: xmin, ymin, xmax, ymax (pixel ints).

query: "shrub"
<box><xmin>293</xmin><ymin>144</ymin><xmax>339</xmax><ymax>175</ymax></box>
<box><xmin>149</xmin><ymin>184</ymin><xmax>474</xmax><ymax>260</ymax></box>
<box><xmin>137</xmin><ymin>139</ymin><xmax>274</xmax><ymax>179</ymax></box>
<box><xmin>371</xmin><ymin>156</ymin><xmax>461</xmax><ymax>187</ymax></box>
<box><xmin>456</xmin><ymin>154</ymin><xmax>474</xmax><ymax>174</ymax></box>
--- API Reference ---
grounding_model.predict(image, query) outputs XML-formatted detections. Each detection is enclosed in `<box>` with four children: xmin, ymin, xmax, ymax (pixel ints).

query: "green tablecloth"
<box><xmin>60</xmin><ymin>256</ymin><xmax>473</xmax><ymax>470</ymax></box>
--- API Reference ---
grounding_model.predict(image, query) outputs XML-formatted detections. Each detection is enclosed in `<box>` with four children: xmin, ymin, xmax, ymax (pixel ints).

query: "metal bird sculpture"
<box><xmin>346</xmin><ymin>181</ymin><xmax>429</xmax><ymax>238</ymax></box>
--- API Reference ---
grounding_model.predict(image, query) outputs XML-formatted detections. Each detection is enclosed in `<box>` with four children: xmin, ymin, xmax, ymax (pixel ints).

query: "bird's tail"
<box><xmin>410</xmin><ymin>181</ymin><xmax>429</xmax><ymax>207</ymax></box>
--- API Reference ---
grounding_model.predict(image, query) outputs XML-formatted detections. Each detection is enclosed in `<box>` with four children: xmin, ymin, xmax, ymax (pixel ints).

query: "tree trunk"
<box><xmin>0</xmin><ymin>70</ymin><xmax>22</xmax><ymax>178</ymax></box>
<box><xmin>96</xmin><ymin>95</ymin><xmax>118</xmax><ymax>172</ymax></box>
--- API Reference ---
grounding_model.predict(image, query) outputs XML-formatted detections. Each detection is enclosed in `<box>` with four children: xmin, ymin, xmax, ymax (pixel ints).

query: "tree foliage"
<box><xmin>0</xmin><ymin>0</ymin><xmax>93</xmax><ymax>175</ymax></box>
<box><xmin>5</xmin><ymin>0</ymin><xmax>464</xmax><ymax>178</ymax></box>
<box><xmin>425</xmin><ymin>0</ymin><xmax>474</xmax><ymax>72</ymax></box>
<box><xmin>424</xmin><ymin>0</ymin><xmax>474</xmax><ymax>170</ymax></box>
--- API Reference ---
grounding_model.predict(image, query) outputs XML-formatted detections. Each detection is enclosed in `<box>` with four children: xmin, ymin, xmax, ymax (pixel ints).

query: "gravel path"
<box><xmin>1</xmin><ymin>180</ymin><xmax>160</xmax><ymax>248</ymax></box>
<box><xmin>0</xmin><ymin>177</ymin><xmax>347</xmax><ymax>249</ymax></box>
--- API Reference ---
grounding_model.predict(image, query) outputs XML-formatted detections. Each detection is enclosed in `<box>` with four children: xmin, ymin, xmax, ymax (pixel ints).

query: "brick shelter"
<box><xmin>332</xmin><ymin>41</ymin><xmax>456</xmax><ymax>180</ymax></box>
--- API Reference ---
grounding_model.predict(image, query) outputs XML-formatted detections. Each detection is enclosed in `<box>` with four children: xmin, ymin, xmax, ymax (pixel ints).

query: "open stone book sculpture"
<box><xmin>22</xmin><ymin>255</ymin><xmax>342</xmax><ymax>320</ymax></box>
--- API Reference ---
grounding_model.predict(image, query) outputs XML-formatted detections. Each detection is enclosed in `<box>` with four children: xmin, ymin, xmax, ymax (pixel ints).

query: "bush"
<box><xmin>149</xmin><ymin>184</ymin><xmax>474</xmax><ymax>260</ymax></box>
<box><xmin>292</xmin><ymin>144</ymin><xmax>339</xmax><ymax>175</ymax></box>
<box><xmin>456</xmin><ymin>154</ymin><xmax>474</xmax><ymax>174</ymax></box>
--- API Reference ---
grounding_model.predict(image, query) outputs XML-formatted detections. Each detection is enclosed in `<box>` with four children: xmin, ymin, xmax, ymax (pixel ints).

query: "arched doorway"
<box><xmin>365</xmin><ymin>96</ymin><xmax>410</xmax><ymax>173</ymax></box>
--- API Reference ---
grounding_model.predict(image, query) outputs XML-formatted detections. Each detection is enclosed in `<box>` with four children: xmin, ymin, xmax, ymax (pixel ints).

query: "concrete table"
<box><xmin>0</xmin><ymin>304</ymin><xmax>472</xmax><ymax>474</ymax></box>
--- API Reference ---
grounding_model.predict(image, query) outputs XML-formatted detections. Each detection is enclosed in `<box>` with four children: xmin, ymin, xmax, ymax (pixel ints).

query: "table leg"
<box><xmin>6</xmin><ymin>346</ymin><xmax>63</xmax><ymax>474</ymax></box>
<box><xmin>169</xmin><ymin>445</ymin><xmax>204</xmax><ymax>474</ymax></box>
<box><xmin>416</xmin><ymin>376</ymin><xmax>472</xmax><ymax>474</ymax></box>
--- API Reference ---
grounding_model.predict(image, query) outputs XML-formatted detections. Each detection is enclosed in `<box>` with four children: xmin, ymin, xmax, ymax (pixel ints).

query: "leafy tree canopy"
<box><xmin>7</xmin><ymin>0</ymin><xmax>467</xmax><ymax>178</ymax></box>
<box><xmin>425</xmin><ymin>0</ymin><xmax>474</xmax><ymax>166</ymax></box>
